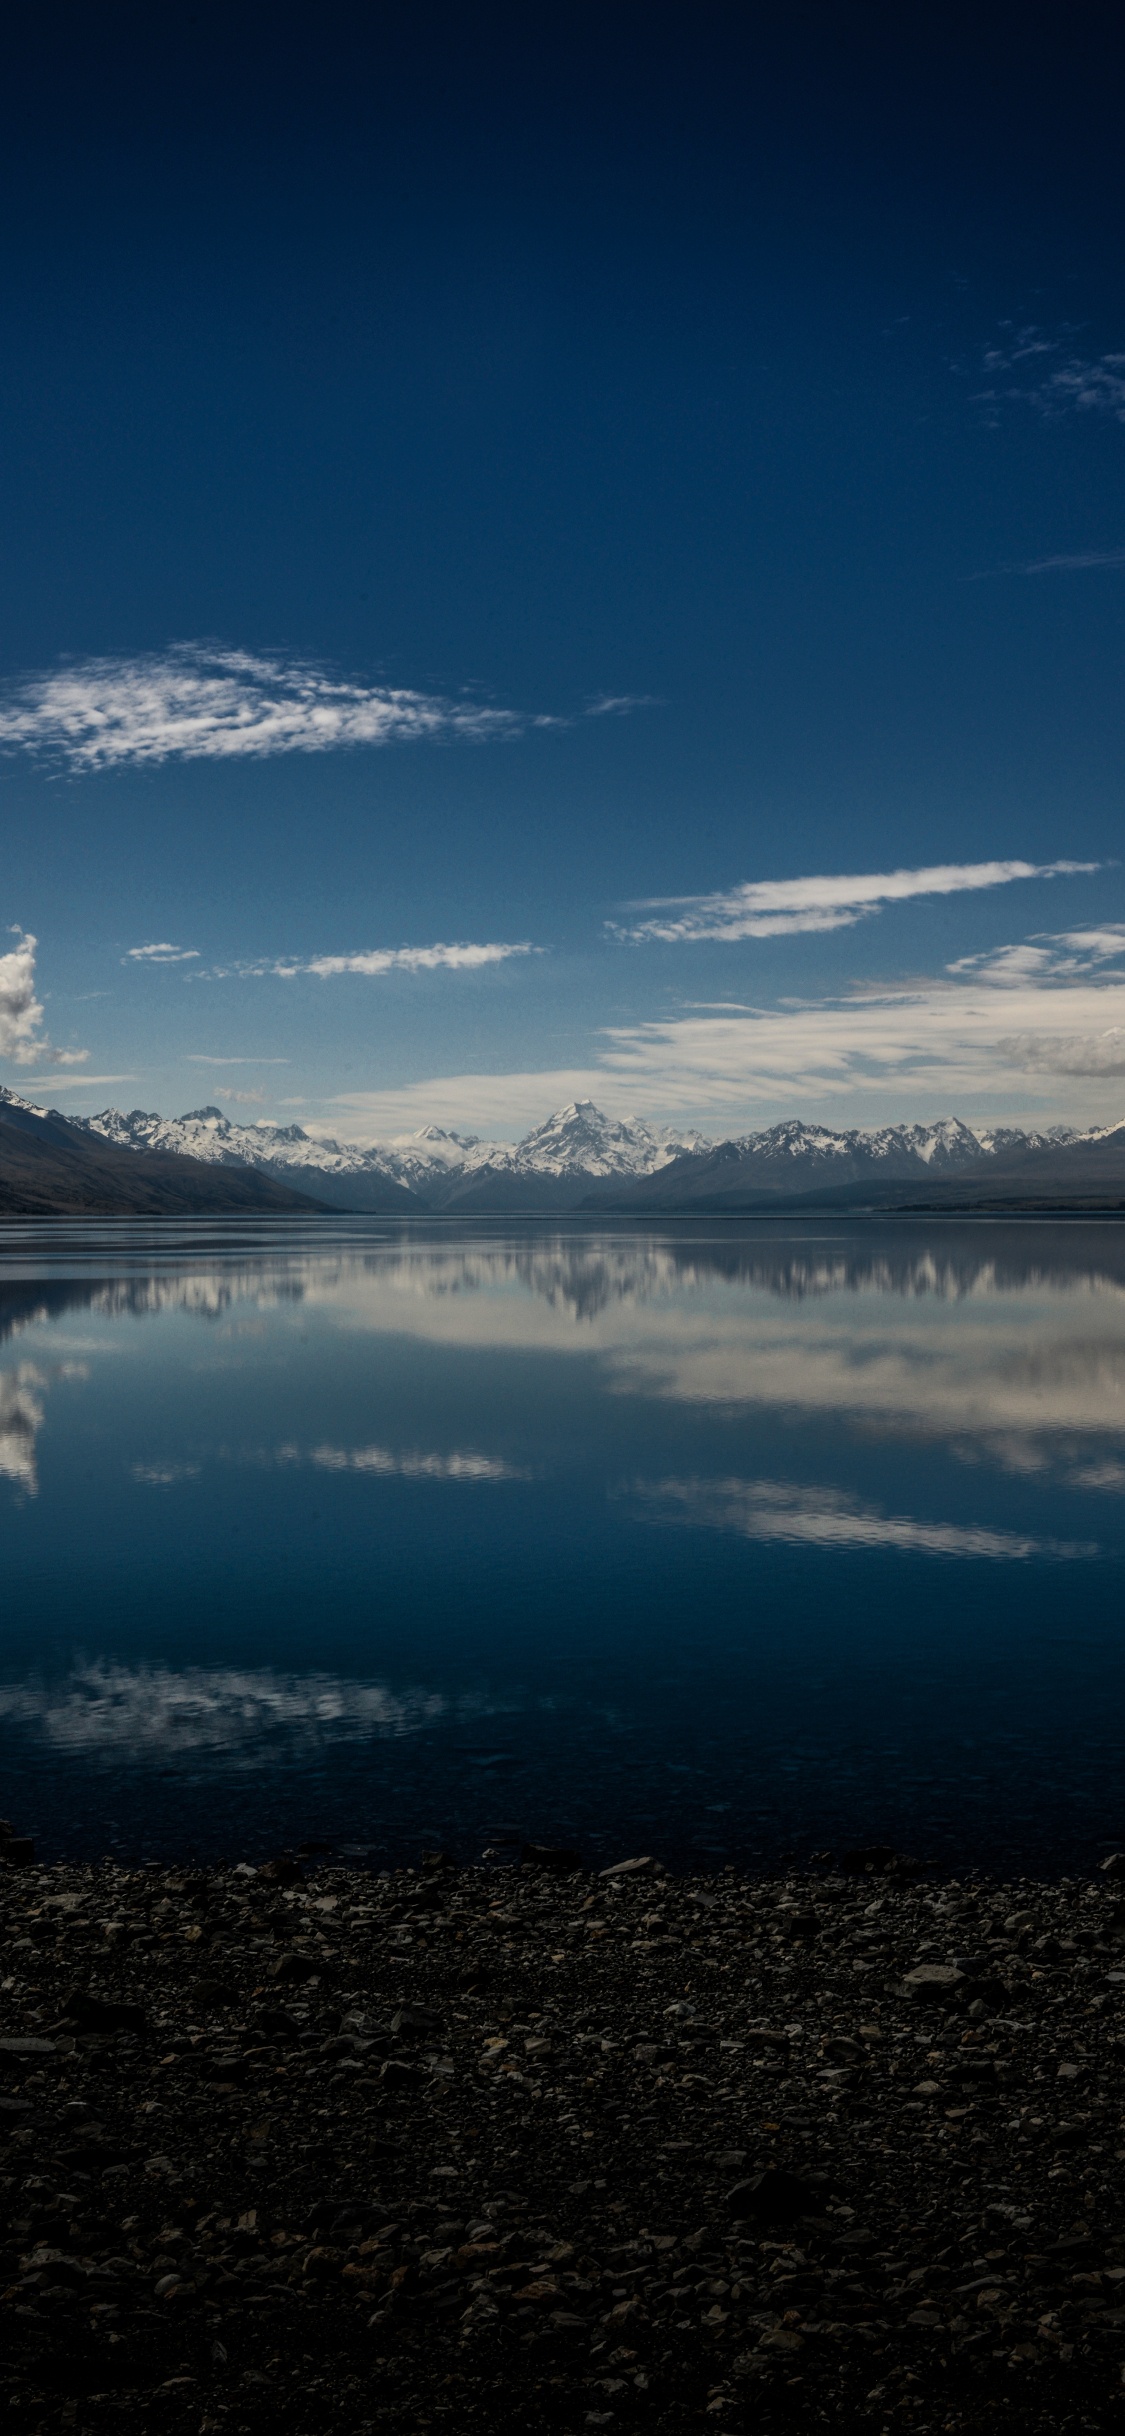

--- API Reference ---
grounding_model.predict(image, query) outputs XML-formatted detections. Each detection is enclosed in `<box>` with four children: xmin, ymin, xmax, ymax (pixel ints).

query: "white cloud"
<box><xmin>0</xmin><ymin>643</ymin><xmax>541</xmax><ymax>769</ymax></box>
<box><xmin>236</xmin><ymin>941</ymin><xmax>535</xmax><ymax>980</ymax></box>
<box><xmin>613</xmin><ymin>858</ymin><xmax>1092</xmax><ymax>946</ymax></box>
<box><xmin>327</xmin><ymin>952</ymin><xmax>1125</xmax><ymax>1135</ymax></box>
<box><xmin>950</xmin><ymin>927</ymin><xmax>1125</xmax><ymax>986</ymax></box>
<box><xmin>125</xmin><ymin>942</ymin><xmax>199</xmax><ymax>963</ymax></box>
<box><xmin>625</xmin><ymin>1474</ymin><xmax>1095</xmax><ymax>1561</ymax></box>
<box><xmin>996</xmin><ymin>1028</ymin><xmax>1125</xmax><ymax>1078</ymax></box>
<box><xmin>0</xmin><ymin>929</ymin><xmax>87</xmax><ymax>1068</ymax></box>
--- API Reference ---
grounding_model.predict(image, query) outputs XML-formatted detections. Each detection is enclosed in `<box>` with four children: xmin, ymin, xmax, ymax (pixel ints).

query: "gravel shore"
<box><xmin>3</xmin><ymin>1843</ymin><xmax>1125</xmax><ymax>2434</ymax></box>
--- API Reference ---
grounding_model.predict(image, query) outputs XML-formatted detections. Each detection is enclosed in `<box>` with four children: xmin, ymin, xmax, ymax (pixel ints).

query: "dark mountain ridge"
<box><xmin>0</xmin><ymin>1094</ymin><xmax>327</xmax><ymax>1216</ymax></box>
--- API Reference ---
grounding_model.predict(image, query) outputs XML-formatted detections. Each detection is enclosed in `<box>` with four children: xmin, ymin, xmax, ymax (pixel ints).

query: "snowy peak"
<box><xmin>505</xmin><ymin>1099</ymin><xmax>708</xmax><ymax>1178</ymax></box>
<box><xmin>23</xmin><ymin>1093</ymin><xmax>1125</xmax><ymax>1211</ymax></box>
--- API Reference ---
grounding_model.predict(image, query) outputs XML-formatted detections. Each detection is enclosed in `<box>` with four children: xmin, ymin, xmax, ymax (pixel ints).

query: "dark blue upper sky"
<box><xmin>2</xmin><ymin>2</ymin><xmax>1124</xmax><ymax>1140</ymax></box>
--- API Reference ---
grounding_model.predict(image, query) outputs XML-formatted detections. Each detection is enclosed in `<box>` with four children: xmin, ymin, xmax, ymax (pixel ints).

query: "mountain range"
<box><xmin>2</xmin><ymin>1089</ymin><xmax>1125</xmax><ymax>1215</ymax></box>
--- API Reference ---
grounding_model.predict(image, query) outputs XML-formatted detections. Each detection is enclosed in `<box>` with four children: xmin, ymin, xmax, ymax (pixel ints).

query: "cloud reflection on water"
<box><xmin>0</xmin><ymin>1662</ymin><xmax>502</xmax><ymax>1765</ymax></box>
<box><xmin>624</xmin><ymin>1475</ymin><xmax>1098</xmax><ymax>1561</ymax></box>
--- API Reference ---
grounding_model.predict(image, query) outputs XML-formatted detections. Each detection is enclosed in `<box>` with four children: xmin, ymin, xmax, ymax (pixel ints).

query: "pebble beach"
<box><xmin>3</xmin><ymin>1840</ymin><xmax>1125</xmax><ymax>2435</ymax></box>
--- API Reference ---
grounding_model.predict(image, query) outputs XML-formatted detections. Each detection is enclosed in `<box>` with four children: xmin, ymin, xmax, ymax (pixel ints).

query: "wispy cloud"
<box><xmin>0</xmin><ymin>643</ymin><xmax>542</xmax><ymax>770</ymax></box>
<box><xmin>949</xmin><ymin>926</ymin><xmax>1125</xmax><ymax>985</ymax></box>
<box><xmin>327</xmin><ymin>945</ymin><xmax>1125</xmax><ymax>1134</ymax></box>
<box><xmin>612</xmin><ymin>858</ymin><xmax>1094</xmax><ymax>946</ymax></box>
<box><xmin>17</xmin><ymin>1075</ymin><xmax>136</xmax><ymax>1090</ymax></box>
<box><xmin>232</xmin><ymin>941</ymin><xmax>536</xmax><ymax>980</ymax></box>
<box><xmin>0</xmin><ymin>930</ymin><xmax>88</xmax><ymax>1068</ymax></box>
<box><xmin>125</xmin><ymin>941</ymin><xmax>199</xmax><ymax>963</ymax></box>
<box><xmin>971</xmin><ymin>546</ymin><xmax>1125</xmax><ymax>580</ymax></box>
<box><xmin>625</xmin><ymin>1474</ymin><xmax>1095</xmax><ymax>1561</ymax></box>
<box><xmin>185</xmin><ymin>1054</ymin><xmax>291</xmax><ymax>1065</ymax></box>
<box><xmin>975</xmin><ymin>327</ymin><xmax>1125</xmax><ymax>423</ymax></box>
<box><xmin>1022</xmin><ymin>548</ymin><xmax>1125</xmax><ymax>574</ymax></box>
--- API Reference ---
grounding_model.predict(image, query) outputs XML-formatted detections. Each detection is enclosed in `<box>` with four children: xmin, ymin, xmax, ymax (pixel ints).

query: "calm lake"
<box><xmin>1</xmin><ymin>1215</ymin><xmax>1123</xmax><ymax>1874</ymax></box>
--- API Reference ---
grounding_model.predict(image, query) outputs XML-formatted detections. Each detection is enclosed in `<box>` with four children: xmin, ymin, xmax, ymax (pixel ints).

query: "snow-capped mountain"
<box><xmin>8</xmin><ymin>1086</ymin><xmax>1123</xmax><ymax>1213</ymax></box>
<box><xmin>75</xmin><ymin>1098</ymin><xmax>712</xmax><ymax>1209</ymax></box>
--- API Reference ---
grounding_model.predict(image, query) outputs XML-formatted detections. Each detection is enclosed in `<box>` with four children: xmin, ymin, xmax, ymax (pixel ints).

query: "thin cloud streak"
<box><xmin>125</xmin><ymin>942</ymin><xmax>199</xmax><ymax>963</ymax></box>
<box><xmin>0</xmin><ymin>643</ymin><xmax>539</xmax><ymax>769</ymax></box>
<box><xmin>613</xmin><ymin>859</ymin><xmax>1093</xmax><ymax>945</ymax></box>
<box><xmin>229</xmin><ymin>941</ymin><xmax>536</xmax><ymax>981</ymax></box>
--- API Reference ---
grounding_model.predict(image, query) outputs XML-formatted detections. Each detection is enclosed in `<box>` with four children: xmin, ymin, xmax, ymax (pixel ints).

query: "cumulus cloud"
<box><xmin>125</xmin><ymin>942</ymin><xmax>199</xmax><ymax>963</ymax></box>
<box><xmin>0</xmin><ymin>643</ymin><xmax>540</xmax><ymax>770</ymax></box>
<box><xmin>0</xmin><ymin>930</ymin><xmax>87</xmax><ymax>1068</ymax></box>
<box><xmin>612</xmin><ymin>859</ymin><xmax>1092</xmax><ymax>946</ymax></box>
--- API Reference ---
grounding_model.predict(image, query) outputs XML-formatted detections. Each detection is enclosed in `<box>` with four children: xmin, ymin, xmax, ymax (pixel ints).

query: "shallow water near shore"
<box><xmin>1</xmin><ymin>1212</ymin><xmax>1123</xmax><ymax>1873</ymax></box>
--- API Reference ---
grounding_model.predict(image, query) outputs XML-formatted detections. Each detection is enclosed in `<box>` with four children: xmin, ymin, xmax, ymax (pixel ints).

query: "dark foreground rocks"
<box><xmin>3</xmin><ymin>1852</ymin><xmax>1125</xmax><ymax>2434</ymax></box>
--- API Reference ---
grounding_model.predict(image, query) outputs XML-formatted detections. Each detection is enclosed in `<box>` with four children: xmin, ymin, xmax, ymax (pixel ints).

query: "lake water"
<box><xmin>1</xmin><ymin>1214</ymin><xmax>1123</xmax><ymax>1876</ymax></box>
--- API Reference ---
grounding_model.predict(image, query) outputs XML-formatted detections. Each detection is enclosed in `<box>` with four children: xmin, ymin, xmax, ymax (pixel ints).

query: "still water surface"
<box><xmin>1</xmin><ymin>1215</ymin><xmax>1123</xmax><ymax>1872</ymax></box>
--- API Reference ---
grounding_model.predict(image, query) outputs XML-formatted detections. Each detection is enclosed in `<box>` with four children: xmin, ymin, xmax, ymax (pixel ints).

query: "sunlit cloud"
<box><xmin>252</xmin><ymin>941</ymin><xmax>536</xmax><ymax>980</ymax></box>
<box><xmin>0</xmin><ymin>929</ymin><xmax>88</xmax><ymax>1068</ymax></box>
<box><xmin>327</xmin><ymin>947</ymin><xmax>1125</xmax><ymax>1136</ymax></box>
<box><xmin>0</xmin><ymin>643</ymin><xmax>542</xmax><ymax>769</ymax></box>
<box><xmin>125</xmin><ymin>942</ymin><xmax>199</xmax><ymax>963</ymax></box>
<box><xmin>611</xmin><ymin>859</ymin><xmax>1093</xmax><ymax>946</ymax></box>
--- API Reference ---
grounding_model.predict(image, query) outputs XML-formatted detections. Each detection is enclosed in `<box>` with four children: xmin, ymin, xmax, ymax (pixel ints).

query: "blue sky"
<box><xmin>2</xmin><ymin>3</ymin><xmax>1124</xmax><ymax>1141</ymax></box>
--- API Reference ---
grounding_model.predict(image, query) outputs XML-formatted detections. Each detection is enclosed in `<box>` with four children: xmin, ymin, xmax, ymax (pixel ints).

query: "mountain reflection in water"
<box><xmin>0</xmin><ymin>1215</ymin><xmax>1122</xmax><ymax>1872</ymax></box>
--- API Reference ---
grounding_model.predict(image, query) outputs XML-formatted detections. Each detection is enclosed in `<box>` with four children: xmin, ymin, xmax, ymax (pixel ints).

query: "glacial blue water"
<box><xmin>1</xmin><ymin>1215</ymin><xmax>1123</xmax><ymax>1874</ymax></box>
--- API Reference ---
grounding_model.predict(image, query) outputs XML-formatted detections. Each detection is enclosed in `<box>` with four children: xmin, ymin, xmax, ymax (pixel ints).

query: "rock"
<box><xmin>725</xmin><ymin>2167</ymin><xmax>819</xmax><ymax>2223</ymax></box>
<box><xmin>193</xmin><ymin>1976</ymin><xmax>236</xmax><ymax>2007</ymax></box>
<box><xmin>522</xmin><ymin>1844</ymin><xmax>583</xmax><ymax>1873</ymax></box>
<box><xmin>256</xmin><ymin>1855</ymin><xmax>305</xmax><ymax>1887</ymax></box>
<box><xmin>0</xmin><ymin>2034</ymin><xmax>57</xmax><ymax>2057</ymax></box>
<box><xmin>902</xmin><ymin>1963</ymin><xmax>964</xmax><ymax>1997</ymax></box>
<box><xmin>391</xmin><ymin>2005</ymin><xmax>444</xmax><ymax>2035</ymax></box>
<box><xmin>840</xmin><ymin>1845</ymin><xmax>898</xmax><ymax>1875</ymax></box>
<box><xmin>268</xmin><ymin>1951</ymin><xmax>319</xmax><ymax>1983</ymax></box>
<box><xmin>599</xmin><ymin>1856</ymin><xmax>656</xmax><ymax>1879</ymax></box>
<box><xmin>59</xmin><ymin>1991</ymin><xmax>146</xmax><ymax>2032</ymax></box>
